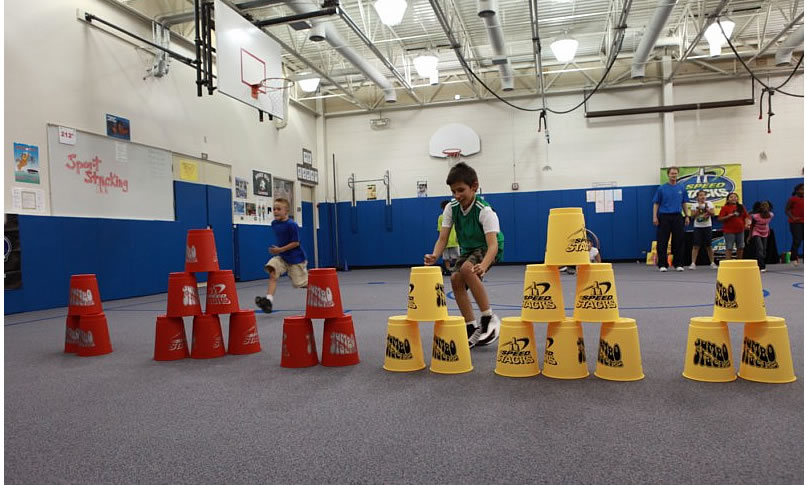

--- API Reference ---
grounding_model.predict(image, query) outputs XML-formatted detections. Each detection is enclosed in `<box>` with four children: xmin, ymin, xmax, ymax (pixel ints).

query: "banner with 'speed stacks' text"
<box><xmin>660</xmin><ymin>164</ymin><xmax>742</xmax><ymax>211</ymax></box>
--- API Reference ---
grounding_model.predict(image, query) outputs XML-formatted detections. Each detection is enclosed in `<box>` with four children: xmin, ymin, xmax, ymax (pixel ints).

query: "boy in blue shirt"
<box><xmin>425</xmin><ymin>162</ymin><xmax>504</xmax><ymax>348</ymax></box>
<box><xmin>255</xmin><ymin>198</ymin><xmax>308</xmax><ymax>313</ymax></box>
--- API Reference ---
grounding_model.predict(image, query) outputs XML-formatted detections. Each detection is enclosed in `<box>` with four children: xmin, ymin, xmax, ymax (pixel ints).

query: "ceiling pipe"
<box><xmin>478</xmin><ymin>0</ymin><xmax>514</xmax><ymax>90</ymax></box>
<box><xmin>775</xmin><ymin>25</ymin><xmax>804</xmax><ymax>65</ymax></box>
<box><xmin>285</xmin><ymin>0</ymin><xmax>397</xmax><ymax>103</ymax></box>
<box><xmin>631</xmin><ymin>0</ymin><xmax>678</xmax><ymax>78</ymax></box>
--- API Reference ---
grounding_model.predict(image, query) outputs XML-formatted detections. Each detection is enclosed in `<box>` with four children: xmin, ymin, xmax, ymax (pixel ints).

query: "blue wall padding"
<box><xmin>5</xmin><ymin>177</ymin><xmax>802</xmax><ymax>314</ymax></box>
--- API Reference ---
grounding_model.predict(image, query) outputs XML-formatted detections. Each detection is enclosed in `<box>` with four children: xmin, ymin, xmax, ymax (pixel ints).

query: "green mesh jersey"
<box><xmin>449</xmin><ymin>196</ymin><xmax>504</xmax><ymax>262</ymax></box>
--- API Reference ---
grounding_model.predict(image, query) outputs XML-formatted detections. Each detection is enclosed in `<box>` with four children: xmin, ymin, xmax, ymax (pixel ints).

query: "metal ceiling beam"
<box><xmin>666</xmin><ymin>0</ymin><xmax>731</xmax><ymax>81</ymax></box>
<box><xmin>428</xmin><ymin>0</ymin><xmax>484</xmax><ymax>98</ymax></box>
<box><xmin>747</xmin><ymin>11</ymin><xmax>805</xmax><ymax>62</ymax></box>
<box><xmin>336</xmin><ymin>8</ymin><xmax>421</xmax><ymax>104</ymax></box>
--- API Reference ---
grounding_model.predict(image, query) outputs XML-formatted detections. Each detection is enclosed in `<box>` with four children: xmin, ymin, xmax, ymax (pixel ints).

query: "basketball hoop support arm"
<box><xmin>347</xmin><ymin>170</ymin><xmax>391</xmax><ymax>207</ymax></box>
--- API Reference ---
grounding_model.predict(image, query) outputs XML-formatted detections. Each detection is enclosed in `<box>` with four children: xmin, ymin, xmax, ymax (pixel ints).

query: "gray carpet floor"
<box><xmin>5</xmin><ymin>263</ymin><xmax>804</xmax><ymax>483</ymax></box>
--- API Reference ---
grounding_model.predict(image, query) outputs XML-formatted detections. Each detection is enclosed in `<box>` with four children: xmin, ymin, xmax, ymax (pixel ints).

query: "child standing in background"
<box><xmin>717</xmin><ymin>192</ymin><xmax>749</xmax><ymax>260</ymax></box>
<box><xmin>255</xmin><ymin>198</ymin><xmax>308</xmax><ymax>313</ymax></box>
<box><xmin>689</xmin><ymin>190</ymin><xmax>718</xmax><ymax>269</ymax></box>
<box><xmin>437</xmin><ymin>200</ymin><xmax>460</xmax><ymax>275</ymax></box>
<box><xmin>748</xmin><ymin>201</ymin><xmax>774</xmax><ymax>273</ymax></box>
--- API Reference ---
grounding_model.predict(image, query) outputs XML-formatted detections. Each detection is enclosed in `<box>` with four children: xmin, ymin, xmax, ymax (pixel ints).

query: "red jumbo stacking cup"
<box><xmin>281</xmin><ymin>315</ymin><xmax>319</xmax><ymax>368</ymax></box>
<box><xmin>68</xmin><ymin>274</ymin><xmax>103</xmax><ymax>316</ymax></box>
<box><xmin>77</xmin><ymin>313</ymin><xmax>113</xmax><ymax>357</ymax></box>
<box><xmin>154</xmin><ymin>315</ymin><xmax>190</xmax><ymax>361</ymax></box>
<box><xmin>185</xmin><ymin>228</ymin><xmax>219</xmax><ymax>273</ymax></box>
<box><xmin>64</xmin><ymin>315</ymin><xmax>81</xmax><ymax>353</ymax></box>
<box><xmin>166</xmin><ymin>272</ymin><xmax>202</xmax><ymax>317</ymax></box>
<box><xmin>228</xmin><ymin>310</ymin><xmax>261</xmax><ymax>355</ymax></box>
<box><xmin>321</xmin><ymin>314</ymin><xmax>360</xmax><ymax>367</ymax></box>
<box><xmin>305</xmin><ymin>268</ymin><xmax>344</xmax><ymax>319</ymax></box>
<box><xmin>191</xmin><ymin>314</ymin><xmax>226</xmax><ymax>359</ymax></box>
<box><xmin>205</xmin><ymin>270</ymin><xmax>239</xmax><ymax>314</ymax></box>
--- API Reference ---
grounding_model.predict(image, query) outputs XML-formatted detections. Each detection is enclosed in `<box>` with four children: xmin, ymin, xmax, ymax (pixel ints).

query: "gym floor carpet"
<box><xmin>5</xmin><ymin>263</ymin><xmax>803</xmax><ymax>483</ymax></box>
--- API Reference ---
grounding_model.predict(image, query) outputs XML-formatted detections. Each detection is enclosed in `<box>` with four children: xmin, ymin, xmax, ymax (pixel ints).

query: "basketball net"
<box><xmin>443</xmin><ymin>149</ymin><xmax>462</xmax><ymax>167</ymax></box>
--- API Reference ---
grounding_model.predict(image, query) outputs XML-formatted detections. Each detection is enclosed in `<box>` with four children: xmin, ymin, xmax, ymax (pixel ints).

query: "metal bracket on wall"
<box><xmin>347</xmin><ymin>170</ymin><xmax>391</xmax><ymax>207</ymax></box>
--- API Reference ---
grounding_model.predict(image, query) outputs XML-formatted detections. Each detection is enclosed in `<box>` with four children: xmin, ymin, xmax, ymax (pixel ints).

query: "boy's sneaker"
<box><xmin>467</xmin><ymin>322</ymin><xmax>482</xmax><ymax>348</ymax></box>
<box><xmin>710</xmin><ymin>262</ymin><xmax>718</xmax><ymax>269</ymax></box>
<box><xmin>476</xmin><ymin>314</ymin><xmax>501</xmax><ymax>346</ymax></box>
<box><xmin>688</xmin><ymin>263</ymin><xmax>696</xmax><ymax>270</ymax></box>
<box><xmin>659</xmin><ymin>267</ymin><xmax>668</xmax><ymax>272</ymax></box>
<box><xmin>566</xmin><ymin>267</ymin><xmax>576</xmax><ymax>275</ymax></box>
<box><xmin>255</xmin><ymin>296</ymin><xmax>273</xmax><ymax>313</ymax></box>
<box><xmin>675</xmin><ymin>266</ymin><xmax>684</xmax><ymax>272</ymax></box>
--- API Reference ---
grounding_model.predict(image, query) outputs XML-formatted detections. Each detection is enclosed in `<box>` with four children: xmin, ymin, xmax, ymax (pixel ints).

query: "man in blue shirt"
<box><xmin>255</xmin><ymin>198</ymin><xmax>308</xmax><ymax>312</ymax></box>
<box><xmin>652</xmin><ymin>166</ymin><xmax>691</xmax><ymax>272</ymax></box>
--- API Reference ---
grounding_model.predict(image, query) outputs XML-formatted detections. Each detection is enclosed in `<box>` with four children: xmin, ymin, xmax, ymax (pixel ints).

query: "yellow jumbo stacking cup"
<box><xmin>738</xmin><ymin>317</ymin><xmax>797</xmax><ymax>384</ymax></box>
<box><xmin>521</xmin><ymin>264</ymin><xmax>565</xmax><ymax>323</ymax></box>
<box><xmin>383</xmin><ymin>316</ymin><xmax>426</xmax><ymax>372</ymax></box>
<box><xmin>682</xmin><ymin>317</ymin><xmax>736</xmax><ymax>383</ymax></box>
<box><xmin>594</xmin><ymin>318</ymin><xmax>644</xmax><ymax>381</ymax></box>
<box><xmin>407</xmin><ymin>267</ymin><xmax>449</xmax><ymax>322</ymax></box>
<box><xmin>573</xmin><ymin>263</ymin><xmax>620</xmax><ymax>323</ymax></box>
<box><xmin>430</xmin><ymin>316</ymin><xmax>473</xmax><ymax>374</ymax></box>
<box><xmin>713</xmin><ymin>260</ymin><xmax>766</xmax><ymax>323</ymax></box>
<box><xmin>494</xmin><ymin>317</ymin><xmax>540</xmax><ymax>378</ymax></box>
<box><xmin>542</xmin><ymin>318</ymin><xmax>589</xmax><ymax>380</ymax></box>
<box><xmin>544</xmin><ymin>208</ymin><xmax>590</xmax><ymax>266</ymax></box>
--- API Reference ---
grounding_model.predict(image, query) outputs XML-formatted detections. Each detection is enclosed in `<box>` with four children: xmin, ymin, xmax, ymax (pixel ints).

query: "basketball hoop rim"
<box><xmin>442</xmin><ymin>148</ymin><xmax>462</xmax><ymax>160</ymax></box>
<box><xmin>249</xmin><ymin>77</ymin><xmax>295</xmax><ymax>99</ymax></box>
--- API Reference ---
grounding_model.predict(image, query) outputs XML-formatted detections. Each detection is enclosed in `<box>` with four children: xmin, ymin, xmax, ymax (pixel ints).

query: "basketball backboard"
<box><xmin>429</xmin><ymin>123</ymin><xmax>481</xmax><ymax>158</ymax></box>
<box><xmin>214</xmin><ymin>0</ymin><xmax>285</xmax><ymax>119</ymax></box>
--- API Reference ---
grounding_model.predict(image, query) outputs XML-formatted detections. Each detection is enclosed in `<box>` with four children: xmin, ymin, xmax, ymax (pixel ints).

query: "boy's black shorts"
<box><xmin>452</xmin><ymin>248</ymin><xmax>492</xmax><ymax>274</ymax></box>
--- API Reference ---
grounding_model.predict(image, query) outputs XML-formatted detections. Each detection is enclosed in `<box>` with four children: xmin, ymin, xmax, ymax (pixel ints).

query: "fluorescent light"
<box><xmin>373</xmin><ymin>0</ymin><xmax>407</xmax><ymax>26</ymax></box>
<box><xmin>550</xmin><ymin>36</ymin><xmax>578</xmax><ymax>63</ymax></box>
<box><xmin>704</xmin><ymin>20</ymin><xmax>735</xmax><ymax>57</ymax></box>
<box><xmin>298</xmin><ymin>77</ymin><xmax>321</xmax><ymax>92</ymax></box>
<box><xmin>413</xmin><ymin>54</ymin><xmax>438</xmax><ymax>77</ymax></box>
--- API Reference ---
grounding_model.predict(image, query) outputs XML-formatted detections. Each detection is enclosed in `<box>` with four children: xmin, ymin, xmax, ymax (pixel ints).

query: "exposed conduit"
<box><xmin>775</xmin><ymin>25</ymin><xmax>804</xmax><ymax>66</ymax></box>
<box><xmin>631</xmin><ymin>0</ymin><xmax>678</xmax><ymax>78</ymax></box>
<box><xmin>478</xmin><ymin>0</ymin><xmax>514</xmax><ymax>91</ymax></box>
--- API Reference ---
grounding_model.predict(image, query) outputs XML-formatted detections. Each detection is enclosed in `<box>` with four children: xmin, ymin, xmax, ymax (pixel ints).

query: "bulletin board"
<box><xmin>46</xmin><ymin>124</ymin><xmax>174</xmax><ymax>220</ymax></box>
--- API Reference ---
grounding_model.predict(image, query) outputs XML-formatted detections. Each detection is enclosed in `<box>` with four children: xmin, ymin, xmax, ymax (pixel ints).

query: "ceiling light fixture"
<box><xmin>704</xmin><ymin>19</ymin><xmax>735</xmax><ymax>57</ymax></box>
<box><xmin>413</xmin><ymin>54</ymin><xmax>439</xmax><ymax>77</ymax></box>
<box><xmin>373</xmin><ymin>0</ymin><xmax>407</xmax><ymax>26</ymax></box>
<box><xmin>550</xmin><ymin>35</ymin><xmax>579</xmax><ymax>63</ymax></box>
<box><xmin>298</xmin><ymin>77</ymin><xmax>321</xmax><ymax>93</ymax></box>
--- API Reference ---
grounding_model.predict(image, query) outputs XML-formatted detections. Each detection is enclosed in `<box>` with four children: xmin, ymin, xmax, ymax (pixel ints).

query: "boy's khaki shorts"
<box><xmin>451</xmin><ymin>248</ymin><xmax>492</xmax><ymax>275</ymax></box>
<box><xmin>265</xmin><ymin>256</ymin><xmax>308</xmax><ymax>288</ymax></box>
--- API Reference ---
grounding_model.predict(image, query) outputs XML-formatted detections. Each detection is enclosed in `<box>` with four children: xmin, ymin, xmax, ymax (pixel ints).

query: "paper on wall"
<box><xmin>595</xmin><ymin>190</ymin><xmax>605</xmax><ymax>213</ymax></box>
<box><xmin>11</xmin><ymin>187</ymin><xmax>46</xmax><ymax>213</ymax></box>
<box><xmin>115</xmin><ymin>142</ymin><xmax>128</xmax><ymax>163</ymax></box>
<box><xmin>613</xmin><ymin>189</ymin><xmax>623</xmax><ymax>201</ymax></box>
<box><xmin>586</xmin><ymin>190</ymin><xmax>595</xmax><ymax>202</ymax></box>
<box><xmin>604</xmin><ymin>189</ymin><xmax>614</xmax><ymax>212</ymax></box>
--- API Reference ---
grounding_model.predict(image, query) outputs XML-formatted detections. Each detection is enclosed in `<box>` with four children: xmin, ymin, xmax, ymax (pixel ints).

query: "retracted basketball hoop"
<box><xmin>249</xmin><ymin>77</ymin><xmax>295</xmax><ymax>99</ymax></box>
<box><xmin>442</xmin><ymin>148</ymin><xmax>462</xmax><ymax>166</ymax></box>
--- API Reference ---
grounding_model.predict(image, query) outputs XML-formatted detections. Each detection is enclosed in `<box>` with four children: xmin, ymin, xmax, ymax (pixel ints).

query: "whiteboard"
<box><xmin>46</xmin><ymin>125</ymin><xmax>174</xmax><ymax>221</ymax></box>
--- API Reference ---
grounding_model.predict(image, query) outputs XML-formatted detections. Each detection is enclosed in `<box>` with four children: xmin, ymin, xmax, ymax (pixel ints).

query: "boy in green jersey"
<box><xmin>425</xmin><ymin>163</ymin><xmax>504</xmax><ymax>348</ymax></box>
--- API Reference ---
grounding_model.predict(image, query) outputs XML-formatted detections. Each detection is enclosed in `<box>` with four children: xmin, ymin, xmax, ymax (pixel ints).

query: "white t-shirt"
<box><xmin>441</xmin><ymin>200</ymin><xmax>501</xmax><ymax>234</ymax></box>
<box><xmin>690</xmin><ymin>201</ymin><xmax>715</xmax><ymax>228</ymax></box>
<box><xmin>589</xmin><ymin>247</ymin><xmax>600</xmax><ymax>262</ymax></box>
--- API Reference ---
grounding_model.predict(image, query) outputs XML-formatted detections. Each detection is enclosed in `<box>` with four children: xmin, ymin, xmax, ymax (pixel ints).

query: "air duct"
<box><xmin>286</xmin><ymin>0</ymin><xmax>396</xmax><ymax>102</ymax></box>
<box><xmin>478</xmin><ymin>0</ymin><xmax>514</xmax><ymax>91</ymax></box>
<box><xmin>631</xmin><ymin>0</ymin><xmax>678</xmax><ymax>78</ymax></box>
<box><xmin>775</xmin><ymin>25</ymin><xmax>804</xmax><ymax>66</ymax></box>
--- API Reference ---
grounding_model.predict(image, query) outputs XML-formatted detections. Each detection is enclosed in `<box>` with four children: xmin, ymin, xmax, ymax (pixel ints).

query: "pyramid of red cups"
<box><xmin>382</xmin><ymin>207</ymin><xmax>646</xmax><ymax>380</ymax></box>
<box><xmin>154</xmin><ymin>228</ymin><xmax>261</xmax><ymax>360</ymax></box>
<box><xmin>280</xmin><ymin>268</ymin><xmax>360</xmax><ymax>368</ymax></box>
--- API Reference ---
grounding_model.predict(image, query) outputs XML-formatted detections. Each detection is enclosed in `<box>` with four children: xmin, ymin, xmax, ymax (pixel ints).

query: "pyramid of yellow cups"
<box><xmin>503</xmin><ymin>207</ymin><xmax>645</xmax><ymax>381</ymax></box>
<box><xmin>683</xmin><ymin>259</ymin><xmax>796</xmax><ymax>384</ymax></box>
<box><xmin>383</xmin><ymin>267</ymin><xmax>474</xmax><ymax>374</ymax></box>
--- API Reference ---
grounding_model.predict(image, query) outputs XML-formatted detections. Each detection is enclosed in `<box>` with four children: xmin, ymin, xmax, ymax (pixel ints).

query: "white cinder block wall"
<box><xmin>4</xmin><ymin>0</ymin><xmax>321</xmax><ymax>216</ymax></box>
<box><xmin>324</xmin><ymin>77</ymin><xmax>803</xmax><ymax>202</ymax></box>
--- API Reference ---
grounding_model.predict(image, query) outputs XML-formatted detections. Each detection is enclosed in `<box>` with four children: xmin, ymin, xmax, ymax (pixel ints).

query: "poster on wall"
<box><xmin>246</xmin><ymin>203</ymin><xmax>257</xmax><ymax>220</ymax></box>
<box><xmin>302</xmin><ymin>148</ymin><xmax>313</xmax><ymax>166</ymax></box>
<box><xmin>417</xmin><ymin>181</ymin><xmax>428</xmax><ymax>198</ymax></box>
<box><xmin>273</xmin><ymin>177</ymin><xmax>295</xmax><ymax>217</ymax></box>
<box><xmin>105</xmin><ymin>114</ymin><xmax>131</xmax><ymax>141</ymax></box>
<box><xmin>660</xmin><ymin>164</ymin><xmax>742</xmax><ymax>210</ymax></box>
<box><xmin>13</xmin><ymin>143</ymin><xmax>40</xmax><ymax>184</ymax></box>
<box><xmin>367</xmin><ymin>184</ymin><xmax>377</xmax><ymax>200</ymax></box>
<box><xmin>235</xmin><ymin>177</ymin><xmax>248</xmax><ymax>199</ymax></box>
<box><xmin>253</xmin><ymin>170</ymin><xmax>272</xmax><ymax>197</ymax></box>
<box><xmin>179</xmin><ymin>159</ymin><xmax>199</xmax><ymax>182</ymax></box>
<box><xmin>233</xmin><ymin>201</ymin><xmax>245</xmax><ymax>216</ymax></box>
<box><xmin>5</xmin><ymin>214</ymin><xmax>22</xmax><ymax>290</ymax></box>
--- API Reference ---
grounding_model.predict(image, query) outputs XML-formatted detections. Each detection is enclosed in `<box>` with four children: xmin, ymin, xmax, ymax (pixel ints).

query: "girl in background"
<box><xmin>717</xmin><ymin>192</ymin><xmax>750</xmax><ymax>260</ymax></box>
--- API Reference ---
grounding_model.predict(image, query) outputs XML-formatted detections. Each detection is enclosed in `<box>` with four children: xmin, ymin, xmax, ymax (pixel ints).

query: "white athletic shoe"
<box><xmin>659</xmin><ymin>267</ymin><xmax>668</xmax><ymax>272</ymax></box>
<box><xmin>476</xmin><ymin>314</ymin><xmax>501</xmax><ymax>346</ymax></box>
<box><xmin>710</xmin><ymin>262</ymin><xmax>718</xmax><ymax>269</ymax></box>
<box><xmin>688</xmin><ymin>263</ymin><xmax>696</xmax><ymax>270</ymax></box>
<box><xmin>761</xmin><ymin>269</ymin><xmax>767</xmax><ymax>273</ymax></box>
<box><xmin>467</xmin><ymin>322</ymin><xmax>482</xmax><ymax>349</ymax></box>
<box><xmin>675</xmin><ymin>266</ymin><xmax>684</xmax><ymax>272</ymax></box>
